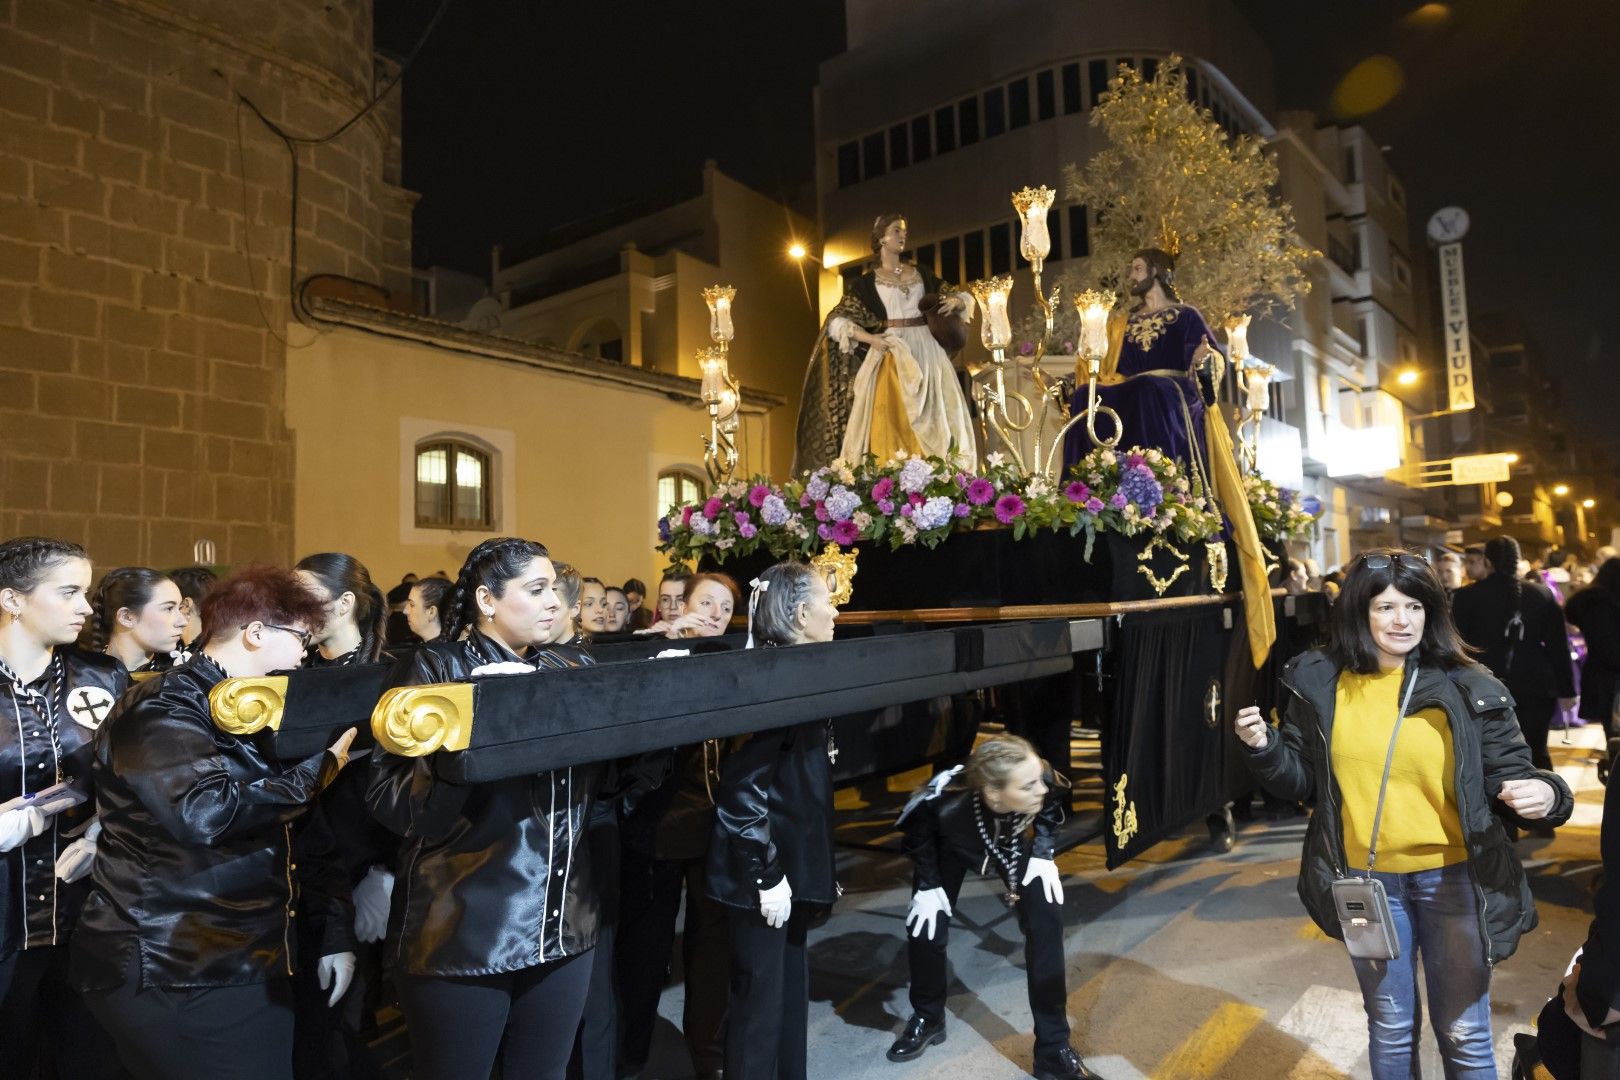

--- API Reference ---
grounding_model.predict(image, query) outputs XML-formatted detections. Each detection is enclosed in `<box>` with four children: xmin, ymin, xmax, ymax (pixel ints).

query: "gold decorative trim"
<box><xmin>809</xmin><ymin>542</ymin><xmax>859</xmax><ymax>607</ymax></box>
<box><xmin>209</xmin><ymin>676</ymin><xmax>289</xmax><ymax>736</ymax></box>
<box><xmin>370</xmin><ymin>683</ymin><xmax>475</xmax><ymax>757</ymax></box>
<box><xmin>1136</xmin><ymin>534</ymin><xmax>1191</xmax><ymax>597</ymax></box>
<box><xmin>1206</xmin><ymin>540</ymin><xmax>1229</xmax><ymax>593</ymax></box>
<box><xmin>1112</xmin><ymin>774</ymin><xmax>1139</xmax><ymax>848</ymax></box>
<box><xmin>130</xmin><ymin>670</ymin><xmax>162</xmax><ymax>684</ymax></box>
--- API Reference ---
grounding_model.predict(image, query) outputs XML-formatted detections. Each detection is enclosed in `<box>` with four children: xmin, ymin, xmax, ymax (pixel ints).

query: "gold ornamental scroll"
<box><xmin>209</xmin><ymin>676</ymin><xmax>289</xmax><ymax>736</ymax></box>
<box><xmin>370</xmin><ymin>683</ymin><xmax>475</xmax><ymax>756</ymax></box>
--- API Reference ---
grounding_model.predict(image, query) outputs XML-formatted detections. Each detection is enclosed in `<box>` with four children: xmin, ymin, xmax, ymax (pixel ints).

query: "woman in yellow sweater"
<box><xmin>1235</xmin><ymin>548</ymin><xmax>1573</xmax><ymax>1080</ymax></box>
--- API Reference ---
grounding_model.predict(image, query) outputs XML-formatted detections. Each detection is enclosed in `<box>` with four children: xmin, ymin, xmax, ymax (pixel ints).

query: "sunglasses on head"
<box><xmin>1356</xmin><ymin>553</ymin><xmax>1429</xmax><ymax>573</ymax></box>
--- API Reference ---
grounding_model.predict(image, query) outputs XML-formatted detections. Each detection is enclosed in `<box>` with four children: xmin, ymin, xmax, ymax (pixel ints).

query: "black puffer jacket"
<box><xmin>0</xmin><ymin>647</ymin><xmax>128</xmax><ymax>961</ymax></box>
<box><xmin>71</xmin><ymin>654</ymin><xmax>343</xmax><ymax>989</ymax></box>
<box><xmin>899</xmin><ymin>767</ymin><xmax>1065</xmax><ymax>890</ymax></box>
<box><xmin>1451</xmin><ymin>573</ymin><xmax>1575</xmax><ymax>700</ymax></box>
<box><xmin>705</xmin><ymin>719</ymin><xmax>837</xmax><ymax>909</ymax></box>
<box><xmin>1243</xmin><ymin>649</ymin><xmax>1574</xmax><ymax>964</ymax></box>
<box><xmin>1567</xmin><ymin>587</ymin><xmax>1620</xmax><ymax>723</ymax></box>
<box><xmin>366</xmin><ymin>630</ymin><xmax>604</xmax><ymax>976</ymax></box>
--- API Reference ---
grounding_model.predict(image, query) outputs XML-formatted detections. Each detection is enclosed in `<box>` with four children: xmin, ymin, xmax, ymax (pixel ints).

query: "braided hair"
<box><xmin>748</xmin><ymin>561</ymin><xmax>821</xmax><ymax>647</ymax></box>
<box><xmin>82</xmin><ymin>566</ymin><xmax>173</xmax><ymax>652</ymax></box>
<box><xmin>294</xmin><ymin>552</ymin><xmax>387</xmax><ymax>663</ymax></box>
<box><xmin>443</xmin><ymin>537</ymin><xmax>551</xmax><ymax>643</ymax></box>
<box><xmin>0</xmin><ymin>536</ymin><xmax>89</xmax><ymax>595</ymax></box>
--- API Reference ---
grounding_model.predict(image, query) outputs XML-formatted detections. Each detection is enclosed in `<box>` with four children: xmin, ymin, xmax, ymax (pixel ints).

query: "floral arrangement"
<box><xmin>1243</xmin><ymin>474</ymin><xmax>1323</xmax><ymax>542</ymax></box>
<box><xmin>657</xmin><ymin>447</ymin><xmax>1223</xmax><ymax>568</ymax></box>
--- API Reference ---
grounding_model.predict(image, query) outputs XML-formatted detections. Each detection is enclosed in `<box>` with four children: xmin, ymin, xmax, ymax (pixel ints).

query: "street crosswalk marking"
<box><xmin>1274</xmin><ymin>985</ymin><xmax>1368</xmax><ymax>1077</ymax></box>
<box><xmin>1148</xmin><ymin>1001</ymin><xmax>1266</xmax><ymax>1080</ymax></box>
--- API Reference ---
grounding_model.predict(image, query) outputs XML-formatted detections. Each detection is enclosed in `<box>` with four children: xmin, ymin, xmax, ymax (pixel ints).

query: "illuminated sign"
<box><xmin>1438</xmin><ymin>242</ymin><xmax>1475</xmax><ymax>412</ymax></box>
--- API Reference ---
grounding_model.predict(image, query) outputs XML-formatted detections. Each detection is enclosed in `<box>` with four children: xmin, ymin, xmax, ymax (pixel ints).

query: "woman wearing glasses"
<box><xmin>71</xmin><ymin>566</ymin><xmax>360</xmax><ymax>1080</ymax></box>
<box><xmin>1235</xmin><ymin>549</ymin><xmax>1573</xmax><ymax>1079</ymax></box>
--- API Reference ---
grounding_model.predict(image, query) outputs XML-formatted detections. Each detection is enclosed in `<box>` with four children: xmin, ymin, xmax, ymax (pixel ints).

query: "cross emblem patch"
<box><xmin>68</xmin><ymin>687</ymin><xmax>116</xmax><ymax>730</ymax></box>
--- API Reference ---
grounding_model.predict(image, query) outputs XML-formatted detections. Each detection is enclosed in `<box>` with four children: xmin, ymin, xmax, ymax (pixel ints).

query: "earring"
<box><xmin>480</xmin><ymin>608</ymin><xmax>493</xmax><ymax>619</ymax></box>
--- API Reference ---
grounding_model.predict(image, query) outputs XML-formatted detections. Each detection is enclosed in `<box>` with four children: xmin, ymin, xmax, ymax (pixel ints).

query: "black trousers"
<box><xmin>397</xmin><ymin>952</ymin><xmax>593</xmax><ymax>1080</ymax></box>
<box><xmin>290</xmin><ymin>941</ymin><xmax>387</xmax><ymax>1080</ymax></box>
<box><xmin>723</xmin><ymin>905</ymin><xmax>812</xmax><ymax>1080</ymax></box>
<box><xmin>1516</xmin><ymin>694</ymin><xmax>1556</xmax><ymax>772</ymax></box>
<box><xmin>0</xmin><ymin>943</ymin><xmax>127</xmax><ymax>1079</ymax></box>
<box><xmin>569</xmin><ymin>806</ymin><xmax>621</xmax><ymax>1080</ymax></box>
<box><xmin>907</xmin><ymin>853</ymin><xmax>1071</xmax><ymax>1057</ymax></box>
<box><xmin>616</xmin><ymin>849</ymin><xmax>729</xmax><ymax>1075</ymax></box>
<box><xmin>81</xmin><ymin>952</ymin><xmax>295</xmax><ymax>1080</ymax></box>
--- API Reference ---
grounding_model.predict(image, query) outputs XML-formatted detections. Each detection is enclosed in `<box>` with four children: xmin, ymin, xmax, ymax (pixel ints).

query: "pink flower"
<box><xmin>953</xmin><ymin>503</ymin><xmax>971</xmax><ymax>517</ymax></box>
<box><xmin>1018</xmin><ymin>341</ymin><xmax>1035</xmax><ymax>356</ymax></box>
<box><xmin>908</xmin><ymin>492</ymin><xmax>924</xmax><ymax>506</ymax></box>
<box><xmin>994</xmin><ymin>494</ymin><xmax>1026</xmax><ymax>524</ymax></box>
<box><xmin>877</xmin><ymin>498</ymin><xmax>896</xmax><ymax>515</ymax></box>
<box><xmin>681</xmin><ymin>506</ymin><xmax>694</xmax><ymax>525</ymax></box>
<box><xmin>817</xmin><ymin>523</ymin><xmax>833</xmax><ymax>541</ymax></box>
<box><xmin>702</xmin><ymin>497</ymin><xmax>724</xmax><ymax>520</ymax></box>
<box><xmin>748</xmin><ymin>484</ymin><xmax>770</xmax><ymax>508</ymax></box>
<box><xmin>1064</xmin><ymin>481</ymin><xmax>1090</xmax><ymax>503</ymax></box>
<box><xmin>831</xmin><ymin>519</ymin><xmax>859</xmax><ymax>545</ymax></box>
<box><xmin>871</xmin><ymin>476</ymin><xmax>894</xmax><ymax>501</ymax></box>
<box><xmin>734</xmin><ymin>511</ymin><xmax>751</xmax><ymax>527</ymax></box>
<box><xmin>900</xmin><ymin>503</ymin><xmax>913</xmax><ymax>517</ymax></box>
<box><xmin>814</xmin><ymin>502</ymin><xmax>829</xmax><ymax>522</ymax></box>
<box><xmin>1084</xmin><ymin>496</ymin><xmax>1105</xmax><ymax>513</ymax></box>
<box><xmin>1125</xmin><ymin>452</ymin><xmax>1145</xmax><ymax>469</ymax></box>
<box><xmin>739</xmin><ymin>522</ymin><xmax>757</xmax><ymax>539</ymax></box>
<box><xmin>799</xmin><ymin>493</ymin><xmax>812</xmax><ymax>508</ymax></box>
<box><xmin>966</xmin><ymin>478</ymin><xmax>995</xmax><ymax>505</ymax></box>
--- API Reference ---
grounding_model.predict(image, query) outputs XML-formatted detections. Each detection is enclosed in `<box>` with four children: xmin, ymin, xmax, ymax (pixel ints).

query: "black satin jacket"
<box><xmin>366</xmin><ymin>631</ymin><xmax>605</xmax><ymax>977</ymax></box>
<box><xmin>0</xmin><ymin>648</ymin><xmax>128</xmax><ymax>961</ymax></box>
<box><xmin>899</xmin><ymin>772</ymin><xmax>1065</xmax><ymax>892</ymax></box>
<box><xmin>621</xmin><ymin>740</ymin><xmax>726</xmax><ymax>862</ymax></box>
<box><xmin>705</xmin><ymin>720</ymin><xmax>837</xmax><ymax>909</ymax></box>
<box><xmin>70</xmin><ymin>654</ymin><xmax>343</xmax><ymax>990</ymax></box>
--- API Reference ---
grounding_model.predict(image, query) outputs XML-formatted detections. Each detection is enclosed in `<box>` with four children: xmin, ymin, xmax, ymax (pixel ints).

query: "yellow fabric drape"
<box><xmin>868</xmin><ymin>353</ymin><xmax>923</xmax><ymax>460</ymax></box>
<box><xmin>1205</xmin><ymin>407</ymin><xmax>1275</xmax><ymax>667</ymax></box>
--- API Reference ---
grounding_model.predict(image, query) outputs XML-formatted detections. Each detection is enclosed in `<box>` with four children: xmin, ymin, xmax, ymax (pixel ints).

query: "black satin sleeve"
<box><xmin>1029</xmin><ymin>771</ymin><xmax>1065</xmax><ymax>861</ymax></box>
<box><xmin>107</xmin><ymin>686</ymin><xmax>333</xmax><ymax>847</ymax></box>
<box><xmin>901</xmin><ymin>794</ymin><xmax>944</xmax><ymax>892</ymax></box>
<box><xmin>364</xmin><ymin>646</ymin><xmax>473</xmax><ymax>842</ymax></box>
<box><xmin>712</xmin><ymin>726</ymin><xmax>790</xmax><ymax>891</ymax></box>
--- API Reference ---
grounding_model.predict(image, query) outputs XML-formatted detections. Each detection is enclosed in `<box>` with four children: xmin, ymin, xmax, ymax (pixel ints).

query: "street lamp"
<box><xmin>1584</xmin><ymin>498</ymin><xmax>1597</xmax><ymax>509</ymax></box>
<box><xmin>1554</xmin><ymin>483</ymin><xmax>1571</xmax><ymax>497</ymax></box>
<box><xmin>1396</xmin><ymin>368</ymin><xmax>1419</xmax><ymax>387</ymax></box>
<box><xmin>788</xmin><ymin>242</ymin><xmax>808</xmax><ymax>261</ymax></box>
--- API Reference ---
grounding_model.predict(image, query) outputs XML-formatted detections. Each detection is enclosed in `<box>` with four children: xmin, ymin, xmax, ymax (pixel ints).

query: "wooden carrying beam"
<box><xmin>371</xmin><ymin>621</ymin><xmax>1075</xmax><ymax>782</ymax></box>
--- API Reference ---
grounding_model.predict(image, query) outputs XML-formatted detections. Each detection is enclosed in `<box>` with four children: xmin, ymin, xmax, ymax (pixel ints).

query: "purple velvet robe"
<box><xmin>1063</xmin><ymin>303</ymin><xmax>1220</xmax><ymax>477</ymax></box>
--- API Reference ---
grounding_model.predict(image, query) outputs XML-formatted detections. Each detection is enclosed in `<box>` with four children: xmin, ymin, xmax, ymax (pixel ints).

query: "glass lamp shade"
<box><xmin>1074</xmin><ymin>288</ymin><xmax>1116</xmax><ymax>359</ymax></box>
<box><xmin>1226</xmin><ymin>314</ymin><xmax>1251</xmax><ymax>365</ymax></box>
<box><xmin>698</xmin><ymin>348</ymin><xmax>729</xmax><ymax>403</ymax></box>
<box><xmin>1012</xmin><ymin>185</ymin><xmax>1055</xmax><ymax>264</ymax></box>
<box><xmin>970</xmin><ymin>276</ymin><xmax>1014</xmax><ymax>351</ymax></box>
<box><xmin>703</xmin><ymin>285</ymin><xmax>736</xmax><ymax>343</ymax></box>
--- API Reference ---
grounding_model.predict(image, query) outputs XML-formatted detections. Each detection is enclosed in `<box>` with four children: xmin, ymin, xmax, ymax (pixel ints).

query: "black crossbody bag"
<box><xmin>1330</xmin><ymin>669</ymin><xmax>1418</xmax><ymax>961</ymax></box>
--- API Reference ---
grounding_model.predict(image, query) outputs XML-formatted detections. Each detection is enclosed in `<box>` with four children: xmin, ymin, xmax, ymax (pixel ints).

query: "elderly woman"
<box><xmin>887</xmin><ymin>733</ymin><xmax>1099</xmax><ymax>1080</ymax></box>
<box><xmin>1236</xmin><ymin>548</ymin><xmax>1573</xmax><ymax>1079</ymax></box>
<box><xmin>71</xmin><ymin>566</ymin><xmax>358</xmax><ymax>1080</ymax></box>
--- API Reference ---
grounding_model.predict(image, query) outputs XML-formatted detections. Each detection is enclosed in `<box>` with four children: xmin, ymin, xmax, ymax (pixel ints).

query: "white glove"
<box><xmin>352</xmin><ymin>865</ymin><xmax>394</xmax><ymax>944</ymax></box>
<box><xmin>759</xmin><ymin>877</ymin><xmax>792</xmax><ymax>929</ymax></box>
<box><xmin>469</xmin><ymin>661</ymin><xmax>533</xmax><ymax>677</ymax></box>
<box><xmin>905</xmin><ymin>887</ymin><xmax>952</xmax><ymax>940</ymax></box>
<box><xmin>1021</xmin><ymin>857</ymin><xmax>1064</xmax><ymax>905</ymax></box>
<box><xmin>0</xmin><ymin>806</ymin><xmax>47</xmax><ymax>853</ymax></box>
<box><xmin>318</xmin><ymin>951</ymin><xmax>356</xmax><ymax>1007</ymax></box>
<box><xmin>55</xmin><ymin>818</ymin><xmax>102</xmax><ymax>882</ymax></box>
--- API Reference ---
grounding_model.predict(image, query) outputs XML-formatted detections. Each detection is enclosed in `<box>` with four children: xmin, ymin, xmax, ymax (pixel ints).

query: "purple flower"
<box><xmin>1302</xmin><ymin>494</ymin><xmax>1322</xmax><ymax>516</ymax></box>
<box><xmin>953</xmin><ymin>502</ymin><xmax>971</xmax><ymax>518</ymax></box>
<box><xmin>1108</xmin><ymin>492</ymin><xmax>1127</xmax><ymax>510</ymax></box>
<box><xmin>1118</xmin><ymin>465</ymin><xmax>1164</xmax><ymax>512</ymax></box>
<box><xmin>966</xmin><ymin>478</ymin><xmax>996</xmax><ymax>505</ymax></box>
<box><xmin>825</xmin><ymin>486</ymin><xmax>861</xmax><ymax>522</ymax></box>
<box><xmin>994</xmin><ymin>494</ymin><xmax>1026</xmax><ymax>524</ymax></box>
<box><xmin>871</xmin><ymin>476</ymin><xmax>895</xmax><ymax>501</ymax></box>
<box><xmin>734</xmin><ymin>511</ymin><xmax>751</xmax><ymax>527</ymax></box>
<box><xmin>748</xmin><ymin>484</ymin><xmax>770</xmax><ymax>508</ymax></box>
<box><xmin>1125</xmin><ymin>452</ymin><xmax>1145</xmax><ymax>469</ymax></box>
<box><xmin>830</xmin><ymin>519</ymin><xmax>860</xmax><ymax>545</ymax></box>
<box><xmin>908</xmin><ymin>492</ymin><xmax>924</xmax><ymax>506</ymax></box>
<box><xmin>900</xmin><ymin>503</ymin><xmax>913</xmax><ymax>517</ymax></box>
<box><xmin>760</xmin><ymin>494</ymin><xmax>791</xmax><ymax>526</ymax></box>
<box><xmin>817</xmin><ymin>523</ymin><xmax>833</xmax><ymax>541</ymax></box>
<box><xmin>657</xmin><ymin>516</ymin><xmax>672</xmax><ymax>542</ymax></box>
<box><xmin>877</xmin><ymin>498</ymin><xmax>896</xmax><ymax>515</ymax></box>
<box><xmin>799</xmin><ymin>493</ymin><xmax>812</xmax><ymax>508</ymax></box>
<box><xmin>813</xmin><ymin>502</ymin><xmax>828</xmax><ymax>522</ymax></box>
<box><xmin>1018</xmin><ymin>341</ymin><xmax>1035</xmax><ymax>356</ymax></box>
<box><xmin>898</xmin><ymin>458</ymin><xmax>933</xmax><ymax>494</ymax></box>
<box><xmin>1084</xmin><ymin>496</ymin><xmax>1105</xmax><ymax>513</ymax></box>
<box><xmin>916</xmin><ymin>496</ymin><xmax>954</xmax><ymax>530</ymax></box>
<box><xmin>702</xmin><ymin>497</ymin><xmax>724</xmax><ymax>520</ymax></box>
<box><xmin>805</xmin><ymin>474</ymin><xmax>830</xmax><ymax>501</ymax></box>
<box><xmin>1064</xmin><ymin>481</ymin><xmax>1090</xmax><ymax>503</ymax></box>
<box><xmin>691</xmin><ymin>515</ymin><xmax>714</xmax><ymax>536</ymax></box>
<box><xmin>738</xmin><ymin>522</ymin><xmax>757</xmax><ymax>539</ymax></box>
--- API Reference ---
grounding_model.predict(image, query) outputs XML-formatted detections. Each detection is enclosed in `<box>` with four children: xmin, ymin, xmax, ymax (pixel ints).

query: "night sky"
<box><xmin>378</xmin><ymin>0</ymin><xmax>1618</xmax><ymax>464</ymax></box>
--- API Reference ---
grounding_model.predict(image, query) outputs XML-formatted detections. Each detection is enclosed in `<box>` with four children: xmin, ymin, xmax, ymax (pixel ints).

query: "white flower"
<box><xmin>716</xmin><ymin>537</ymin><xmax>735</xmax><ymax>550</ymax></box>
<box><xmin>986</xmin><ymin>451</ymin><xmax>1006</xmax><ymax>468</ymax></box>
<box><xmin>897</xmin><ymin>518</ymin><xmax>919</xmax><ymax>543</ymax></box>
<box><xmin>853</xmin><ymin>510</ymin><xmax>873</xmax><ymax>530</ymax></box>
<box><xmin>1100</xmin><ymin>450</ymin><xmax>1117</xmax><ymax>467</ymax></box>
<box><xmin>1026</xmin><ymin>476</ymin><xmax>1051</xmax><ymax>499</ymax></box>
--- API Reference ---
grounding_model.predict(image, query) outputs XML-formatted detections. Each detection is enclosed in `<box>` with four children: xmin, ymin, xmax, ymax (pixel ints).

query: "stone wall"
<box><xmin>0</xmin><ymin>0</ymin><xmax>413</xmax><ymax>567</ymax></box>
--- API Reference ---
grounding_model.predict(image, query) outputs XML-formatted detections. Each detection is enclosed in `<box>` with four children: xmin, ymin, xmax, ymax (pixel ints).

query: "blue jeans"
<box><xmin>1350</xmin><ymin>863</ymin><xmax>1495</xmax><ymax>1080</ymax></box>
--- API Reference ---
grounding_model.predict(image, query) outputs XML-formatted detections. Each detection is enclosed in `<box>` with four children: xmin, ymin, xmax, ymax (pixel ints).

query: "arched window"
<box><xmin>415</xmin><ymin>438</ymin><xmax>493</xmax><ymax>529</ymax></box>
<box><xmin>657</xmin><ymin>466</ymin><xmax>706</xmax><ymax>515</ymax></box>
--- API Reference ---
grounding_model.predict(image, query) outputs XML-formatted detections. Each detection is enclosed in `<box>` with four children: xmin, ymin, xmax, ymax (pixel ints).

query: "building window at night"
<box><xmin>657</xmin><ymin>467</ymin><xmax>705</xmax><ymax>517</ymax></box>
<box><xmin>861</xmin><ymin>131</ymin><xmax>885</xmax><ymax>179</ymax></box>
<box><xmin>1036</xmin><ymin>69</ymin><xmax>1056</xmax><ymax>120</ymax></box>
<box><xmin>939</xmin><ymin>237</ymin><xmax>961</xmax><ymax>283</ymax></box>
<box><xmin>1068</xmin><ymin>204</ymin><xmax>1090</xmax><ymax>259</ymax></box>
<box><xmin>989</xmin><ymin>222</ymin><xmax>1012</xmax><ymax>275</ymax></box>
<box><xmin>963</xmin><ymin>231</ymin><xmax>986</xmax><ymax>280</ymax></box>
<box><xmin>415</xmin><ymin>439</ymin><xmax>493</xmax><ymax>530</ymax></box>
<box><xmin>910</xmin><ymin>115</ymin><xmax>932</xmax><ymax>162</ymax></box>
<box><xmin>984</xmin><ymin>86</ymin><xmax>1005</xmax><ymax>138</ymax></box>
<box><xmin>1392</xmin><ymin>253</ymin><xmax>1412</xmax><ymax>291</ymax></box>
<box><xmin>836</xmin><ymin>142</ymin><xmax>859</xmax><ymax>188</ymax></box>
<box><xmin>934</xmin><ymin>105</ymin><xmax>955</xmax><ymax>153</ymax></box>
<box><xmin>1088</xmin><ymin>59</ymin><xmax>1109</xmax><ymax>106</ymax></box>
<box><xmin>958</xmin><ymin>97</ymin><xmax>979</xmax><ymax>145</ymax></box>
<box><xmin>889</xmin><ymin>123</ymin><xmax>909</xmax><ymax>169</ymax></box>
<box><xmin>1007</xmin><ymin>78</ymin><xmax>1030</xmax><ymax>129</ymax></box>
<box><xmin>1061</xmin><ymin>63</ymin><xmax>1082</xmax><ymax>114</ymax></box>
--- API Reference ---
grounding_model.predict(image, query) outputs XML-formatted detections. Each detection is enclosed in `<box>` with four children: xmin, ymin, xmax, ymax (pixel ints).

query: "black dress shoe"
<box><xmin>886</xmin><ymin>1014</ymin><xmax>946</xmax><ymax>1062</ymax></box>
<box><xmin>1033</xmin><ymin>1045</ymin><xmax>1104</xmax><ymax>1079</ymax></box>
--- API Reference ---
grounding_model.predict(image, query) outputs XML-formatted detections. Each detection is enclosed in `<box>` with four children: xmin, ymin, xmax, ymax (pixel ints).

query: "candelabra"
<box><xmin>699</xmin><ymin>285</ymin><xmax>741</xmax><ymax>485</ymax></box>
<box><xmin>1044</xmin><ymin>288</ymin><xmax>1120</xmax><ymax>478</ymax></box>
<box><xmin>1227</xmin><ymin>314</ymin><xmax>1271</xmax><ymax>476</ymax></box>
<box><xmin>968</xmin><ymin>274</ymin><xmax>1030</xmax><ymax>473</ymax></box>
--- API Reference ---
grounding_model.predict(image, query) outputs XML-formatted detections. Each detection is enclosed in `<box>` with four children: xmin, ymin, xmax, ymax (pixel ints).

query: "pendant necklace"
<box><xmin>972</xmin><ymin>793</ymin><xmax>1022</xmax><ymax>906</ymax></box>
